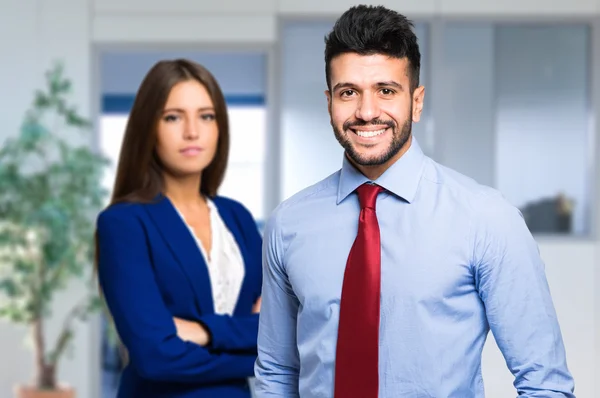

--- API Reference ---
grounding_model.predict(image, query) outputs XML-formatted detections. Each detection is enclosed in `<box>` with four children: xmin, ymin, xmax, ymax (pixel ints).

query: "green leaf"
<box><xmin>0</xmin><ymin>279</ymin><xmax>21</xmax><ymax>297</ymax></box>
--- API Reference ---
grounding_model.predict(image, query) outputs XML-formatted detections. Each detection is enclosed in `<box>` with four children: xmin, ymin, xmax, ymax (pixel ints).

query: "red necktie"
<box><xmin>334</xmin><ymin>183</ymin><xmax>384</xmax><ymax>398</ymax></box>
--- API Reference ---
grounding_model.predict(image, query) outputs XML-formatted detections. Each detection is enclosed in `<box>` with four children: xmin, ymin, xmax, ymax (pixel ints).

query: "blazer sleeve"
<box><xmin>198</xmin><ymin>313</ymin><xmax>259</xmax><ymax>353</ymax></box>
<box><xmin>197</xmin><ymin>201</ymin><xmax>263</xmax><ymax>353</ymax></box>
<box><xmin>96</xmin><ymin>208</ymin><xmax>255</xmax><ymax>384</ymax></box>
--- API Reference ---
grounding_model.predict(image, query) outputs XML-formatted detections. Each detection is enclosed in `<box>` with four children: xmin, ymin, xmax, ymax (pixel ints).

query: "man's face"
<box><xmin>326</xmin><ymin>53</ymin><xmax>424</xmax><ymax>176</ymax></box>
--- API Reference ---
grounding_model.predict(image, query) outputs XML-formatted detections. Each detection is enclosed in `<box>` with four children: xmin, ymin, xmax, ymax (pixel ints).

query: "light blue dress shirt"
<box><xmin>254</xmin><ymin>138</ymin><xmax>575</xmax><ymax>398</ymax></box>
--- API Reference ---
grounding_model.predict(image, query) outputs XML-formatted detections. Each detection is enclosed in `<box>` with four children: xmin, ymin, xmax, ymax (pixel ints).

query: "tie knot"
<box><xmin>356</xmin><ymin>183</ymin><xmax>383</xmax><ymax>210</ymax></box>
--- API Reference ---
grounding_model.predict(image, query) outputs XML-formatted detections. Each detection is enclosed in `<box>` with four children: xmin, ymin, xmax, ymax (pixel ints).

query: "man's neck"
<box><xmin>350</xmin><ymin>135</ymin><xmax>412</xmax><ymax>180</ymax></box>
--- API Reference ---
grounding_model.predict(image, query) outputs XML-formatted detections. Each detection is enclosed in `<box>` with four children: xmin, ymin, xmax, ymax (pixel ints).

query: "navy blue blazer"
<box><xmin>96</xmin><ymin>194</ymin><xmax>263</xmax><ymax>398</ymax></box>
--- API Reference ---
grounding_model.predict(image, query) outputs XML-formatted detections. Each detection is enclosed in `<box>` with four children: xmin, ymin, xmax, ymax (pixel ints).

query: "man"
<box><xmin>254</xmin><ymin>5</ymin><xmax>575</xmax><ymax>397</ymax></box>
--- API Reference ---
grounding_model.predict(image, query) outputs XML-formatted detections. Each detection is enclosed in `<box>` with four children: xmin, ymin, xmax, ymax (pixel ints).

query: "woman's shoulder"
<box><xmin>211</xmin><ymin>195</ymin><xmax>261</xmax><ymax>228</ymax></box>
<box><xmin>96</xmin><ymin>201</ymin><xmax>147</xmax><ymax>228</ymax></box>
<box><xmin>211</xmin><ymin>195</ymin><xmax>252</xmax><ymax>217</ymax></box>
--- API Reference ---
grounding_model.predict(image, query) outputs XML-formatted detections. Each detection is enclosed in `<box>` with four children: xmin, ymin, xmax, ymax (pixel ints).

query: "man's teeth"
<box><xmin>355</xmin><ymin>128</ymin><xmax>386</xmax><ymax>138</ymax></box>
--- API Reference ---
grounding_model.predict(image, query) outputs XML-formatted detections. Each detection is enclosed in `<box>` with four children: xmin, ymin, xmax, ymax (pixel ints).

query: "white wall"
<box><xmin>440</xmin><ymin>0</ymin><xmax>599</xmax><ymax>14</ymax></box>
<box><xmin>0</xmin><ymin>0</ymin><xmax>97</xmax><ymax>397</ymax></box>
<box><xmin>1</xmin><ymin>0</ymin><xmax>599</xmax><ymax>397</ymax></box>
<box><xmin>593</xmin><ymin>16</ymin><xmax>600</xmax><ymax>395</ymax></box>
<box><xmin>91</xmin><ymin>0</ymin><xmax>600</xmax><ymax>16</ymax></box>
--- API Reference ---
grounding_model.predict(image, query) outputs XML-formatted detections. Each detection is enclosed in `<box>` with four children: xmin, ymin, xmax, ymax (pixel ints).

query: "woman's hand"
<box><xmin>173</xmin><ymin>317</ymin><xmax>210</xmax><ymax>346</ymax></box>
<box><xmin>252</xmin><ymin>297</ymin><xmax>262</xmax><ymax>313</ymax></box>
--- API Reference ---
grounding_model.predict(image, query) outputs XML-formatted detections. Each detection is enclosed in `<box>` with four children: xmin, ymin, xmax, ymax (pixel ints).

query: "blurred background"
<box><xmin>1</xmin><ymin>0</ymin><xmax>599</xmax><ymax>397</ymax></box>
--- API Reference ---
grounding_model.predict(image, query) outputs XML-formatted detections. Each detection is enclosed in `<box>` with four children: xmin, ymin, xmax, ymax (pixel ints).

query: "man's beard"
<box><xmin>332</xmin><ymin>117</ymin><xmax>412</xmax><ymax>167</ymax></box>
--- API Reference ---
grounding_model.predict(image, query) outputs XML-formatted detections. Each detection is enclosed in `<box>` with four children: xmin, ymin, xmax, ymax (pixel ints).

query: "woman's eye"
<box><xmin>163</xmin><ymin>114</ymin><xmax>179</xmax><ymax>122</ymax></box>
<box><xmin>201</xmin><ymin>113</ymin><xmax>216</xmax><ymax>121</ymax></box>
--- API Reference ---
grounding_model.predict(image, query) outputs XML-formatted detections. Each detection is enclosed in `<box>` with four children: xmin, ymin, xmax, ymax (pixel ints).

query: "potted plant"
<box><xmin>0</xmin><ymin>63</ymin><xmax>110</xmax><ymax>398</ymax></box>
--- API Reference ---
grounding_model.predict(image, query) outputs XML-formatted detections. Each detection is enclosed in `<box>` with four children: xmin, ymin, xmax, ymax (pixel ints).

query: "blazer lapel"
<box><xmin>144</xmin><ymin>195</ymin><xmax>214</xmax><ymax>315</ymax></box>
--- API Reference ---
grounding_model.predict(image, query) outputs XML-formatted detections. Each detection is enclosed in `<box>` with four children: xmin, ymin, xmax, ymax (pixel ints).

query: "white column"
<box><xmin>593</xmin><ymin>17</ymin><xmax>600</xmax><ymax>398</ymax></box>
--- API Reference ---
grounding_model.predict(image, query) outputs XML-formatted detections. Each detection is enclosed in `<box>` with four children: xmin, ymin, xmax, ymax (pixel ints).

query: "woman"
<box><xmin>96</xmin><ymin>59</ymin><xmax>263</xmax><ymax>398</ymax></box>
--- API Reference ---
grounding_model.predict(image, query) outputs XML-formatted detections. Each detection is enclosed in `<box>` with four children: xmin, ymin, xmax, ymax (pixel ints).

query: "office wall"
<box><xmin>0</xmin><ymin>1</ymin><xmax>97</xmax><ymax>397</ymax></box>
<box><xmin>1</xmin><ymin>1</ymin><xmax>598</xmax><ymax>397</ymax></box>
<box><xmin>91</xmin><ymin>0</ymin><xmax>599</xmax><ymax>17</ymax></box>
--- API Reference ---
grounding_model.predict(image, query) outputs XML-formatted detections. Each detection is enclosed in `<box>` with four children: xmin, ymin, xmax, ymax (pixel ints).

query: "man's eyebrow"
<box><xmin>332</xmin><ymin>81</ymin><xmax>404</xmax><ymax>92</ymax></box>
<box><xmin>376</xmin><ymin>81</ymin><xmax>404</xmax><ymax>90</ymax></box>
<box><xmin>332</xmin><ymin>82</ymin><xmax>357</xmax><ymax>92</ymax></box>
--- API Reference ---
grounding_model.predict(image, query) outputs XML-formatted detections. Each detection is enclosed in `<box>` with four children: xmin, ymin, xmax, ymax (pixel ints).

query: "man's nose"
<box><xmin>355</xmin><ymin>93</ymin><xmax>381</xmax><ymax>122</ymax></box>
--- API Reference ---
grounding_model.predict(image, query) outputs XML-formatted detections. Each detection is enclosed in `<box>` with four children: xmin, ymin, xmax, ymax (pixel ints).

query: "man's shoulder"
<box><xmin>423</xmin><ymin>157</ymin><xmax>516</xmax><ymax>215</ymax></box>
<box><xmin>427</xmin><ymin>160</ymin><xmax>525</xmax><ymax>237</ymax></box>
<box><xmin>279</xmin><ymin>170</ymin><xmax>339</xmax><ymax>211</ymax></box>
<box><xmin>267</xmin><ymin>170</ymin><xmax>340</xmax><ymax>226</ymax></box>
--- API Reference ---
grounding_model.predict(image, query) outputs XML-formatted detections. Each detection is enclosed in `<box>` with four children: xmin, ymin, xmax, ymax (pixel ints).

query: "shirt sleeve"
<box><xmin>472</xmin><ymin>194</ymin><xmax>575</xmax><ymax>397</ymax></box>
<box><xmin>253</xmin><ymin>207</ymin><xmax>301</xmax><ymax>397</ymax></box>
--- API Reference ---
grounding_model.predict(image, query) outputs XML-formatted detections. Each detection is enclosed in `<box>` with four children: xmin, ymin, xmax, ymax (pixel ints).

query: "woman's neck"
<box><xmin>163</xmin><ymin>173</ymin><xmax>205</xmax><ymax>209</ymax></box>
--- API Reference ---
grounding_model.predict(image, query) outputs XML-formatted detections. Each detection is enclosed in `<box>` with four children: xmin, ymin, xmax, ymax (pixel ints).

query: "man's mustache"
<box><xmin>343</xmin><ymin>119</ymin><xmax>396</xmax><ymax>130</ymax></box>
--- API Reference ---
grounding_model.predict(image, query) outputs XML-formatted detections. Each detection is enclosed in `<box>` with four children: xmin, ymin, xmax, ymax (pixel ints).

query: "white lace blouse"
<box><xmin>174</xmin><ymin>199</ymin><xmax>245</xmax><ymax>315</ymax></box>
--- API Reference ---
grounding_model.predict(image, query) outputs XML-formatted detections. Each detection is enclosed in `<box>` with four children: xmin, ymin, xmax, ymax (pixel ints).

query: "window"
<box><xmin>435</xmin><ymin>23</ymin><xmax>593</xmax><ymax>235</ymax></box>
<box><xmin>98</xmin><ymin>99</ymin><xmax>267</xmax><ymax>222</ymax></box>
<box><xmin>494</xmin><ymin>25</ymin><xmax>591</xmax><ymax>236</ymax></box>
<box><xmin>218</xmin><ymin>103</ymin><xmax>267</xmax><ymax>221</ymax></box>
<box><xmin>99</xmin><ymin>114</ymin><xmax>126</xmax><ymax>198</ymax></box>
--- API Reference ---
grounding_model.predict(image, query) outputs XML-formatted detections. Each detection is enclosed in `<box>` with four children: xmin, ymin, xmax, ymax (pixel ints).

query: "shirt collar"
<box><xmin>336</xmin><ymin>136</ymin><xmax>426</xmax><ymax>205</ymax></box>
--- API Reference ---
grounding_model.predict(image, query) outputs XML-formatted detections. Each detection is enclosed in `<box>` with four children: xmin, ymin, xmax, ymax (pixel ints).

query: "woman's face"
<box><xmin>155</xmin><ymin>79</ymin><xmax>219</xmax><ymax>178</ymax></box>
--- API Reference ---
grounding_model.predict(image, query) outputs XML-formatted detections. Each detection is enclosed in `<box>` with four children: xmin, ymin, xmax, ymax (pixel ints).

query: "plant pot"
<box><xmin>13</xmin><ymin>384</ymin><xmax>75</xmax><ymax>398</ymax></box>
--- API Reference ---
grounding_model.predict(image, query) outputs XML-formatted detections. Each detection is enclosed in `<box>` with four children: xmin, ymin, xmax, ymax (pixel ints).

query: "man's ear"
<box><xmin>412</xmin><ymin>86</ymin><xmax>425</xmax><ymax>123</ymax></box>
<box><xmin>325</xmin><ymin>89</ymin><xmax>332</xmax><ymax>116</ymax></box>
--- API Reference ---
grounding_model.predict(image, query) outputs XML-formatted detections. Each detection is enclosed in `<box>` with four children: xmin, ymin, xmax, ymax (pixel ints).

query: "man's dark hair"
<box><xmin>324</xmin><ymin>5</ymin><xmax>421</xmax><ymax>93</ymax></box>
